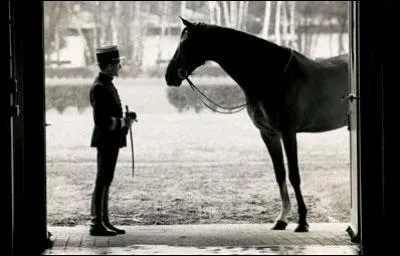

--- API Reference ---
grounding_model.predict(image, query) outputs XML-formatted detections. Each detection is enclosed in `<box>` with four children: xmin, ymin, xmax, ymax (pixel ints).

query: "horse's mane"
<box><xmin>196</xmin><ymin>22</ymin><xmax>263</xmax><ymax>39</ymax></box>
<box><xmin>194</xmin><ymin>22</ymin><xmax>286</xmax><ymax>53</ymax></box>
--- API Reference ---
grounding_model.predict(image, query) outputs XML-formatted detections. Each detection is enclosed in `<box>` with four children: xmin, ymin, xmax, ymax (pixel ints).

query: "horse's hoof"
<box><xmin>271</xmin><ymin>220</ymin><xmax>288</xmax><ymax>230</ymax></box>
<box><xmin>294</xmin><ymin>223</ymin><xmax>309</xmax><ymax>232</ymax></box>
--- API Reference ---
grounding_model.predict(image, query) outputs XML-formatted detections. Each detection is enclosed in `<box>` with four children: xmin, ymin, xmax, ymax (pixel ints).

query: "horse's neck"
<box><xmin>206</xmin><ymin>28</ymin><xmax>290</xmax><ymax>95</ymax></box>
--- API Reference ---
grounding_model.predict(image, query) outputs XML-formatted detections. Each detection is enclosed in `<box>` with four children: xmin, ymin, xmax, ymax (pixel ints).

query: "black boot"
<box><xmin>90</xmin><ymin>185</ymin><xmax>116</xmax><ymax>236</ymax></box>
<box><xmin>103</xmin><ymin>187</ymin><xmax>126</xmax><ymax>235</ymax></box>
<box><xmin>89</xmin><ymin>218</ymin><xmax>117</xmax><ymax>236</ymax></box>
<box><xmin>103</xmin><ymin>217</ymin><xmax>126</xmax><ymax>234</ymax></box>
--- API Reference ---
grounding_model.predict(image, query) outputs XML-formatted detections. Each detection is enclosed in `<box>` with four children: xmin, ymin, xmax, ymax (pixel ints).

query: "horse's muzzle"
<box><xmin>165</xmin><ymin>70</ymin><xmax>184</xmax><ymax>87</ymax></box>
<box><xmin>165</xmin><ymin>64</ymin><xmax>182</xmax><ymax>86</ymax></box>
<box><xmin>166</xmin><ymin>77</ymin><xmax>182</xmax><ymax>87</ymax></box>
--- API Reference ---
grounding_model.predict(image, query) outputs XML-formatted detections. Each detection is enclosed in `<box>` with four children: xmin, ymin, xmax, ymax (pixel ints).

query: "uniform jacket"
<box><xmin>90</xmin><ymin>72</ymin><xmax>128</xmax><ymax>148</ymax></box>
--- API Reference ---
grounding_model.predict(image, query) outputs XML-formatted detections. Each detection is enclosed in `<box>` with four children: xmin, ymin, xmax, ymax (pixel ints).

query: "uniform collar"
<box><xmin>98</xmin><ymin>72</ymin><xmax>114</xmax><ymax>83</ymax></box>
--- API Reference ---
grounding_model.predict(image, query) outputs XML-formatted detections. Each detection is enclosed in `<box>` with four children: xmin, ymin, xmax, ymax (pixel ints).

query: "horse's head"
<box><xmin>165</xmin><ymin>17</ymin><xmax>207</xmax><ymax>87</ymax></box>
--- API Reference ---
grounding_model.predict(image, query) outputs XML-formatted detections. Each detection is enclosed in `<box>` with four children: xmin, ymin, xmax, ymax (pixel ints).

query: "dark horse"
<box><xmin>165</xmin><ymin>17</ymin><xmax>349</xmax><ymax>232</ymax></box>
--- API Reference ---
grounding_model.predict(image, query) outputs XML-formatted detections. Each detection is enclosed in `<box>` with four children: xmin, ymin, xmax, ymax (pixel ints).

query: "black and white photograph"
<box><xmin>3</xmin><ymin>1</ymin><xmax>387</xmax><ymax>255</ymax></box>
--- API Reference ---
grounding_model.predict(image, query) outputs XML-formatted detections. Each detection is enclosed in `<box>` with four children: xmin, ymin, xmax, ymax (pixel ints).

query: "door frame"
<box><xmin>347</xmin><ymin>0</ymin><xmax>361</xmax><ymax>243</ymax></box>
<box><xmin>3</xmin><ymin>1</ymin><xmax>386</xmax><ymax>255</ymax></box>
<box><xmin>6</xmin><ymin>0</ymin><xmax>50</xmax><ymax>254</ymax></box>
<box><xmin>356</xmin><ymin>1</ymin><xmax>386</xmax><ymax>255</ymax></box>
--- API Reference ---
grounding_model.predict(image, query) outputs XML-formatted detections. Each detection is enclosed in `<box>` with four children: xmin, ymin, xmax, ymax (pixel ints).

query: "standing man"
<box><xmin>89</xmin><ymin>45</ymin><xmax>137</xmax><ymax>236</ymax></box>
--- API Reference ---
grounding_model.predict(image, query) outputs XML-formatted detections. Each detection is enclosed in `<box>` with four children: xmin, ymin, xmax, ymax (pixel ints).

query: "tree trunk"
<box><xmin>132</xmin><ymin>1</ymin><xmax>144</xmax><ymax>67</ymax></box>
<box><xmin>55</xmin><ymin>2</ymin><xmax>61</xmax><ymax>67</ymax></box>
<box><xmin>103</xmin><ymin>2</ymin><xmax>114</xmax><ymax>45</ymax></box>
<box><xmin>261</xmin><ymin>1</ymin><xmax>271</xmax><ymax>39</ymax></box>
<box><xmin>157</xmin><ymin>2</ymin><xmax>168</xmax><ymax>63</ymax></box>
<box><xmin>236</xmin><ymin>1</ymin><xmax>248</xmax><ymax>31</ymax></box>
<box><xmin>215</xmin><ymin>2</ymin><xmax>222</xmax><ymax>25</ymax></box>
<box><xmin>230</xmin><ymin>1</ymin><xmax>237</xmax><ymax>28</ymax></box>
<box><xmin>275</xmin><ymin>1</ymin><xmax>282</xmax><ymax>45</ymax></box>
<box><xmin>92</xmin><ymin>2</ymin><xmax>100</xmax><ymax>64</ymax></box>
<box><xmin>55</xmin><ymin>28</ymin><xmax>60</xmax><ymax>67</ymax></box>
<box><xmin>44</xmin><ymin>1</ymin><xmax>61</xmax><ymax>65</ymax></box>
<box><xmin>282</xmin><ymin>1</ymin><xmax>288</xmax><ymax>46</ymax></box>
<box><xmin>304</xmin><ymin>14</ymin><xmax>311</xmax><ymax>56</ymax></box>
<box><xmin>116</xmin><ymin>1</ymin><xmax>133</xmax><ymax>63</ymax></box>
<box><xmin>181</xmin><ymin>1</ymin><xmax>186</xmax><ymax>30</ymax></box>
<box><xmin>222</xmin><ymin>1</ymin><xmax>230</xmax><ymax>27</ymax></box>
<box><xmin>208</xmin><ymin>1</ymin><xmax>215</xmax><ymax>24</ymax></box>
<box><xmin>112</xmin><ymin>1</ymin><xmax>118</xmax><ymax>44</ymax></box>
<box><xmin>68</xmin><ymin>2</ymin><xmax>89</xmax><ymax>66</ymax></box>
<box><xmin>126</xmin><ymin>2</ymin><xmax>134</xmax><ymax>63</ymax></box>
<box><xmin>329</xmin><ymin>19</ymin><xmax>333</xmax><ymax>56</ymax></box>
<box><xmin>237</xmin><ymin>1</ymin><xmax>244</xmax><ymax>30</ymax></box>
<box><xmin>242</xmin><ymin>1</ymin><xmax>249</xmax><ymax>31</ymax></box>
<box><xmin>338</xmin><ymin>17</ymin><xmax>347</xmax><ymax>55</ymax></box>
<box><xmin>288</xmin><ymin>1</ymin><xmax>297</xmax><ymax>49</ymax></box>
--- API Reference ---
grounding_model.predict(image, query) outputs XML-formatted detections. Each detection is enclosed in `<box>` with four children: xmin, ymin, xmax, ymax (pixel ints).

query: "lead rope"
<box><xmin>185</xmin><ymin>77</ymin><xmax>247</xmax><ymax>114</ymax></box>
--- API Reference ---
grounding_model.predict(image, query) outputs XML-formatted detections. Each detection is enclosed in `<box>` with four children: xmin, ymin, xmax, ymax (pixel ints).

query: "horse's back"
<box><xmin>316</xmin><ymin>54</ymin><xmax>348</xmax><ymax>71</ymax></box>
<box><xmin>293</xmin><ymin>53</ymin><xmax>349</xmax><ymax>133</ymax></box>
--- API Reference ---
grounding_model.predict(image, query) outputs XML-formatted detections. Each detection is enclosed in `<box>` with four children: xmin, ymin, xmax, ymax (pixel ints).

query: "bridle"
<box><xmin>178</xmin><ymin>48</ymin><xmax>294</xmax><ymax>114</ymax></box>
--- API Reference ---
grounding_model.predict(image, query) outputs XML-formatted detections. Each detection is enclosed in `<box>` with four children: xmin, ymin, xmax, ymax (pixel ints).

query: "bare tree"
<box><xmin>282</xmin><ymin>1</ymin><xmax>289</xmax><ymax>46</ymax></box>
<box><xmin>44</xmin><ymin>1</ymin><xmax>69</xmax><ymax>66</ymax></box>
<box><xmin>221</xmin><ymin>1</ymin><xmax>230</xmax><ymax>27</ymax></box>
<box><xmin>68</xmin><ymin>2</ymin><xmax>93</xmax><ymax>66</ymax></box>
<box><xmin>230</xmin><ymin>1</ymin><xmax>237</xmax><ymax>28</ymax></box>
<box><xmin>132</xmin><ymin>1</ymin><xmax>146</xmax><ymax>67</ymax></box>
<box><xmin>240</xmin><ymin>1</ymin><xmax>249</xmax><ymax>30</ymax></box>
<box><xmin>92</xmin><ymin>1</ymin><xmax>101</xmax><ymax>58</ymax></box>
<box><xmin>218</xmin><ymin>1</ymin><xmax>249</xmax><ymax>29</ymax></box>
<box><xmin>112</xmin><ymin>1</ymin><xmax>119</xmax><ymax>44</ymax></box>
<box><xmin>208</xmin><ymin>1</ymin><xmax>222</xmax><ymax>25</ymax></box>
<box><xmin>102</xmin><ymin>2</ymin><xmax>115</xmax><ymax>45</ymax></box>
<box><xmin>329</xmin><ymin>1</ymin><xmax>348</xmax><ymax>55</ymax></box>
<box><xmin>157</xmin><ymin>1</ymin><xmax>171</xmax><ymax>63</ymax></box>
<box><xmin>54</xmin><ymin>3</ymin><xmax>61</xmax><ymax>66</ymax></box>
<box><xmin>296</xmin><ymin>1</ymin><xmax>320</xmax><ymax>56</ymax></box>
<box><xmin>260</xmin><ymin>1</ymin><xmax>272</xmax><ymax>39</ymax></box>
<box><xmin>274</xmin><ymin>1</ymin><xmax>282</xmax><ymax>45</ymax></box>
<box><xmin>115</xmin><ymin>2</ymin><xmax>134</xmax><ymax>63</ymax></box>
<box><xmin>288</xmin><ymin>1</ymin><xmax>297</xmax><ymax>49</ymax></box>
<box><xmin>181</xmin><ymin>1</ymin><xmax>186</xmax><ymax>30</ymax></box>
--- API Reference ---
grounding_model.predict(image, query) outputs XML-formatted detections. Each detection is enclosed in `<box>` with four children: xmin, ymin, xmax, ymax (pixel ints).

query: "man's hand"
<box><xmin>126</xmin><ymin>111</ymin><xmax>137</xmax><ymax>121</ymax></box>
<box><xmin>123</xmin><ymin>111</ymin><xmax>137</xmax><ymax>129</ymax></box>
<box><xmin>123</xmin><ymin>116</ymin><xmax>133</xmax><ymax>128</ymax></box>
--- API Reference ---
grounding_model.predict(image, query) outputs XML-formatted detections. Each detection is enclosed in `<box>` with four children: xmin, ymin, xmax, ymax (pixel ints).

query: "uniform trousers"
<box><xmin>91</xmin><ymin>143</ymin><xmax>120</xmax><ymax>223</ymax></box>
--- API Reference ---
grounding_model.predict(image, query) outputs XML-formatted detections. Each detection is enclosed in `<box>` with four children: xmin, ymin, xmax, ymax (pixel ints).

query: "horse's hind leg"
<box><xmin>282</xmin><ymin>132</ymin><xmax>309</xmax><ymax>232</ymax></box>
<box><xmin>260</xmin><ymin>131</ymin><xmax>291</xmax><ymax>230</ymax></box>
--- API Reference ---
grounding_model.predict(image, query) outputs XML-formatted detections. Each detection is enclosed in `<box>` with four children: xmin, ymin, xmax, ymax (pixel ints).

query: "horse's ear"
<box><xmin>179</xmin><ymin>16</ymin><xmax>194</xmax><ymax>27</ymax></box>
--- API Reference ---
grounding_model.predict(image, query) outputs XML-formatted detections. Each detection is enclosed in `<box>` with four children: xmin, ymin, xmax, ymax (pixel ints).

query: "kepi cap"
<box><xmin>96</xmin><ymin>45</ymin><xmax>126</xmax><ymax>64</ymax></box>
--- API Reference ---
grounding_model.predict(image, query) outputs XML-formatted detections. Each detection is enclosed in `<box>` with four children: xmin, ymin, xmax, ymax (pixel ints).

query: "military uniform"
<box><xmin>89</xmin><ymin>45</ymin><xmax>133</xmax><ymax>236</ymax></box>
<box><xmin>90</xmin><ymin>72</ymin><xmax>127</xmax><ymax>149</ymax></box>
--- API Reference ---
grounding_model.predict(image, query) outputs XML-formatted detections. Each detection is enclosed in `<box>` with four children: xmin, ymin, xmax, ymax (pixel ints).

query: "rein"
<box><xmin>186</xmin><ymin>77</ymin><xmax>247</xmax><ymax>114</ymax></box>
<box><xmin>183</xmin><ymin>48</ymin><xmax>294</xmax><ymax>114</ymax></box>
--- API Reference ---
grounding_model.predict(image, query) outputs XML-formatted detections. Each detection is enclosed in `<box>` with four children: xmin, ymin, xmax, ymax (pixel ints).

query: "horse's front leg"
<box><xmin>260</xmin><ymin>131</ymin><xmax>291</xmax><ymax>230</ymax></box>
<box><xmin>282</xmin><ymin>131</ymin><xmax>309</xmax><ymax>232</ymax></box>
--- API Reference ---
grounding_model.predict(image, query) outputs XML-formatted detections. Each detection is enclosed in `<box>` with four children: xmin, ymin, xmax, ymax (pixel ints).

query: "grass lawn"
<box><xmin>46</xmin><ymin>110</ymin><xmax>350</xmax><ymax>226</ymax></box>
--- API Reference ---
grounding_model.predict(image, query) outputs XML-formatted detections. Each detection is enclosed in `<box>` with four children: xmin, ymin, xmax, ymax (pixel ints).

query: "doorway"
<box><xmin>7</xmin><ymin>1</ymin><xmax>386</xmax><ymax>255</ymax></box>
<box><xmin>44</xmin><ymin>0</ymin><xmax>353</xmax><ymax>234</ymax></box>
